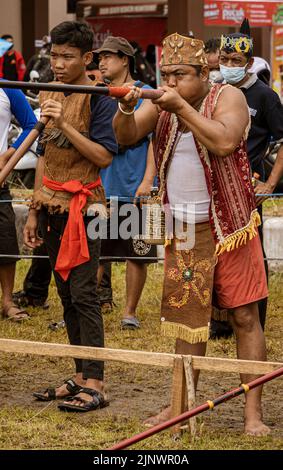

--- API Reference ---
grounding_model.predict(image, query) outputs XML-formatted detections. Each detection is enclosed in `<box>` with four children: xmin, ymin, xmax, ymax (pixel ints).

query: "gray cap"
<box><xmin>94</xmin><ymin>36</ymin><xmax>135</xmax><ymax>57</ymax></box>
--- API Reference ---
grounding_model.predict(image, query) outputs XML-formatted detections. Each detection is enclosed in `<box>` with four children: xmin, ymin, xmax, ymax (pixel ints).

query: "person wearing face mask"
<box><xmin>204</xmin><ymin>37</ymin><xmax>223</xmax><ymax>83</ymax></box>
<box><xmin>218</xmin><ymin>19</ymin><xmax>283</xmax><ymax>332</ymax></box>
<box><xmin>0</xmin><ymin>34</ymin><xmax>26</xmax><ymax>81</ymax></box>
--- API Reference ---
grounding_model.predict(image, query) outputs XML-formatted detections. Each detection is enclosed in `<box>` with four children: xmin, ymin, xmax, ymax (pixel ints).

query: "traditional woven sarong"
<box><xmin>161</xmin><ymin>222</ymin><xmax>217</xmax><ymax>344</ymax></box>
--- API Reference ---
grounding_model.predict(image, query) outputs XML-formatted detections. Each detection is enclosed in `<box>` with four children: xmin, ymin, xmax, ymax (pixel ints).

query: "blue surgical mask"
<box><xmin>220</xmin><ymin>64</ymin><xmax>247</xmax><ymax>84</ymax></box>
<box><xmin>209</xmin><ymin>70</ymin><xmax>223</xmax><ymax>83</ymax></box>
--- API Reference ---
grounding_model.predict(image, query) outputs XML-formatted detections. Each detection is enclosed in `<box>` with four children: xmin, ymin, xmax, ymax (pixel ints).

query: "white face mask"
<box><xmin>219</xmin><ymin>64</ymin><xmax>247</xmax><ymax>84</ymax></box>
<box><xmin>209</xmin><ymin>70</ymin><xmax>223</xmax><ymax>83</ymax></box>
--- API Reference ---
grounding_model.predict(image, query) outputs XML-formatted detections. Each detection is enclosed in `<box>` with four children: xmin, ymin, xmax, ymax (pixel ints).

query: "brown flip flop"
<box><xmin>2</xmin><ymin>302</ymin><xmax>30</xmax><ymax>322</ymax></box>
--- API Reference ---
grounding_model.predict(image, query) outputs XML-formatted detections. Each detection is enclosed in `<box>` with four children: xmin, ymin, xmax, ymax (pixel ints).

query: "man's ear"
<box><xmin>200</xmin><ymin>65</ymin><xmax>210</xmax><ymax>81</ymax></box>
<box><xmin>247</xmin><ymin>57</ymin><xmax>254</xmax><ymax>70</ymax></box>
<box><xmin>122</xmin><ymin>55</ymin><xmax>129</xmax><ymax>68</ymax></box>
<box><xmin>84</xmin><ymin>51</ymin><xmax>93</xmax><ymax>66</ymax></box>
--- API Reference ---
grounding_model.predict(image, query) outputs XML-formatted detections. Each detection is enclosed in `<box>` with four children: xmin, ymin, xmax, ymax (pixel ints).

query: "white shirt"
<box><xmin>0</xmin><ymin>85</ymin><xmax>36</xmax><ymax>157</ymax></box>
<box><xmin>167</xmin><ymin>132</ymin><xmax>210</xmax><ymax>224</ymax></box>
<box><xmin>0</xmin><ymin>89</ymin><xmax>12</xmax><ymax>154</ymax></box>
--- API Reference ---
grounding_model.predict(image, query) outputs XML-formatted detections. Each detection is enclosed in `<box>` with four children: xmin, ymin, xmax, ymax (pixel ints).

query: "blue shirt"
<box><xmin>0</xmin><ymin>82</ymin><xmax>37</xmax><ymax>154</ymax></box>
<box><xmin>100</xmin><ymin>84</ymin><xmax>151</xmax><ymax>201</ymax></box>
<box><xmin>89</xmin><ymin>94</ymin><xmax>118</xmax><ymax>155</ymax></box>
<box><xmin>241</xmin><ymin>76</ymin><xmax>283</xmax><ymax>180</ymax></box>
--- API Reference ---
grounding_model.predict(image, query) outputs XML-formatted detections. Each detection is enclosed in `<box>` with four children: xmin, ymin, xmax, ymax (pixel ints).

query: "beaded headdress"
<box><xmin>160</xmin><ymin>33</ymin><xmax>207</xmax><ymax>67</ymax></box>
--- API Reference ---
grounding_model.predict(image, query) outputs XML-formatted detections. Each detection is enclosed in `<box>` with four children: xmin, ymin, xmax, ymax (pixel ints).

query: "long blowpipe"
<box><xmin>0</xmin><ymin>80</ymin><xmax>164</xmax><ymax>100</ymax></box>
<box><xmin>0</xmin><ymin>118</ymin><xmax>49</xmax><ymax>186</ymax></box>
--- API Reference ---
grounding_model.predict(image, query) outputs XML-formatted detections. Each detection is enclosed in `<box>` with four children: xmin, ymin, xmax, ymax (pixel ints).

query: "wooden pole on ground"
<box><xmin>109</xmin><ymin>366</ymin><xmax>283</xmax><ymax>450</ymax></box>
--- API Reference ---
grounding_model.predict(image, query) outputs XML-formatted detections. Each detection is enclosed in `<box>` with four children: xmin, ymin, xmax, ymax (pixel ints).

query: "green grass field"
<box><xmin>0</xmin><ymin>260</ymin><xmax>282</xmax><ymax>450</ymax></box>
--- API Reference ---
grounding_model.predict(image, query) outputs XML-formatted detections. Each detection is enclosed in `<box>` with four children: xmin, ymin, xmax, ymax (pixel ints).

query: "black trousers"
<box><xmin>257</xmin><ymin>205</ymin><xmax>268</xmax><ymax>330</ymax></box>
<box><xmin>23</xmin><ymin>246</ymin><xmax>112</xmax><ymax>304</ymax></box>
<box><xmin>39</xmin><ymin>209</ymin><xmax>104</xmax><ymax>380</ymax></box>
<box><xmin>97</xmin><ymin>262</ymin><xmax>113</xmax><ymax>303</ymax></box>
<box><xmin>0</xmin><ymin>186</ymin><xmax>19</xmax><ymax>265</ymax></box>
<box><xmin>23</xmin><ymin>242</ymin><xmax>52</xmax><ymax>301</ymax></box>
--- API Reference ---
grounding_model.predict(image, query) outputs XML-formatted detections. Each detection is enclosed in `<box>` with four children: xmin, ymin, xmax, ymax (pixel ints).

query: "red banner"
<box><xmin>88</xmin><ymin>17</ymin><xmax>167</xmax><ymax>50</ymax></box>
<box><xmin>204</xmin><ymin>1</ymin><xmax>283</xmax><ymax>27</ymax></box>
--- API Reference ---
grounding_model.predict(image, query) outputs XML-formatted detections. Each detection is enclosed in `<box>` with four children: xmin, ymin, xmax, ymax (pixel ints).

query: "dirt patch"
<box><xmin>0</xmin><ymin>349</ymin><xmax>282</xmax><ymax>447</ymax></box>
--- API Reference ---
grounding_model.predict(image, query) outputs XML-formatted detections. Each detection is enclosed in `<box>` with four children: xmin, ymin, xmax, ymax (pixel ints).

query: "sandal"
<box><xmin>33</xmin><ymin>378</ymin><xmax>83</xmax><ymax>401</ymax></box>
<box><xmin>121</xmin><ymin>317</ymin><xmax>140</xmax><ymax>330</ymax></box>
<box><xmin>58</xmin><ymin>387</ymin><xmax>109</xmax><ymax>413</ymax></box>
<box><xmin>1</xmin><ymin>302</ymin><xmax>30</xmax><ymax>322</ymax></box>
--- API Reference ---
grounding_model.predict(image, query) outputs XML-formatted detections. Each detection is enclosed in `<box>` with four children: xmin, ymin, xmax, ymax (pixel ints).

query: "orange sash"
<box><xmin>43</xmin><ymin>175</ymin><xmax>102</xmax><ymax>281</ymax></box>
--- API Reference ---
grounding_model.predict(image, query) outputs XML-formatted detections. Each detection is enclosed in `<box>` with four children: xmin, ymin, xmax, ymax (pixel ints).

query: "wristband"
<box><xmin>118</xmin><ymin>102</ymin><xmax>135</xmax><ymax>116</ymax></box>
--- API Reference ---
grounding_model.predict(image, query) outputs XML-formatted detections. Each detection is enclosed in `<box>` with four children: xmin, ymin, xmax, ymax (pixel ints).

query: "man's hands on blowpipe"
<box><xmin>41</xmin><ymin>99</ymin><xmax>65</xmax><ymax>129</ymax></box>
<box><xmin>118</xmin><ymin>85</ymin><xmax>184</xmax><ymax>114</ymax></box>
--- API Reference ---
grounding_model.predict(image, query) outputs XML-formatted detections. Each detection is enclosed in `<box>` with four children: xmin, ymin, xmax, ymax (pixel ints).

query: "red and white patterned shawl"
<box><xmin>153</xmin><ymin>83</ymin><xmax>260</xmax><ymax>254</ymax></box>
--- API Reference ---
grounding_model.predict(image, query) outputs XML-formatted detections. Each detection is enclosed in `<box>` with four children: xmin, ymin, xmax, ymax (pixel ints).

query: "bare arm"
<box><xmin>41</xmin><ymin>99</ymin><xmax>113</xmax><ymax>168</ymax></box>
<box><xmin>0</xmin><ymin>148</ymin><xmax>16</xmax><ymax>171</ymax></box>
<box><xmin>33</xmin><ymin>155</ymin><xmax>45</xmax><ymax>192</ymax></box>
<box><xmin>24</xmin><ymin>156</ymin><xmax>45</xmax><ymax>249</ymax></box>
<box><xmin>135</xmin><ymin>141</ymin><xmax>157</xmax><ymax>199</ymax></box>
<box><xmin>113</xmin><ymin>91</ymin><xmax>159</xmax><ymax>146</ymax></box>
<box><xmin>152</xmin><ymin>85</ymin><xmax>249</xmax><ymax>157</ymax></box>
<box><xmin>60</xmin><ymin>121</ymin><xmax>113</xmax><ymax>168</ymax></box>
<box><xmin>255</xmin><ymin>144</ymin><xmax>283</xmax><ymax>205</ymax></box>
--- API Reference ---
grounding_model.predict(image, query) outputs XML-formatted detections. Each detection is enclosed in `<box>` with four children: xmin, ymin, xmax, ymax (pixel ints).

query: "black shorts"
<box><xmin>100</xmin><ymin>201</ymin><xmax>157</xmax><ymax>264</ymax></box>
<box><xmin>0</xmin><ymin>187</ymin><xmax>19</xmax><ymax>265</ymax></box>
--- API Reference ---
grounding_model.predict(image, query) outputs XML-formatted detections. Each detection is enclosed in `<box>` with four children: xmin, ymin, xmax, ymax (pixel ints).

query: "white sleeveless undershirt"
<box><xmin>167</xmin><ymin>132</ymin><xmax>210</xmax><ymax>224</ymax></box>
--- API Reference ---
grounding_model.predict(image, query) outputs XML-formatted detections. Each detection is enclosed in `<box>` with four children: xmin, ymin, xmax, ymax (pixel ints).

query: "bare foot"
<box><xmin>144</xmin><ymin>406</ymin><xmax>172</xmax><ymax>427</ymax></box>
<box><xmin>245</xmin><ymin>420</ymin><xmax>271</xmax><ymax>436</ymax></box>
<box><xmin>2</xmin><ymin>302</ymin><xmax>30</xmax><ymax>322</ymax></box>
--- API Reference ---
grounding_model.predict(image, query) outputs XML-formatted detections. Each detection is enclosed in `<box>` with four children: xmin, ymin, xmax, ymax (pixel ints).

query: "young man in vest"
<box><xmin>94</xmin><ymin>37</ymin><xmax>157</xmax><ymax>329</ymax></box>
<box><xmin>113</xmin><ymin>33</ymin><xmax>269</xmax><ymax>436</ymax></box>
<box><xmin>24</xmin><ymin>21</ymin><xmax>118</xmax><ymax>412</ymax></box>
